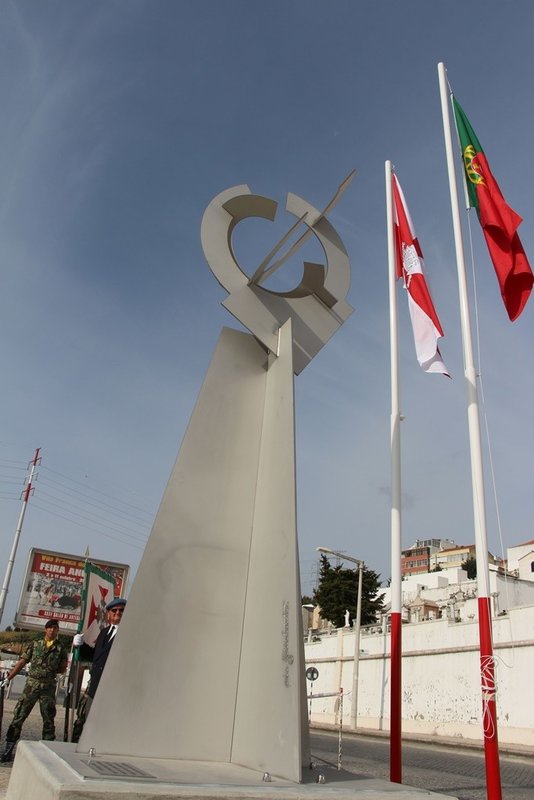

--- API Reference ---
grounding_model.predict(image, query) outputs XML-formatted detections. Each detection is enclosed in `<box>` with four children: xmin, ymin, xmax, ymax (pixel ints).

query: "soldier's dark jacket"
<box><xmin>22</xmin><ymin>637</ymin><xmax>68</xmax><ymax>683</ymax></box>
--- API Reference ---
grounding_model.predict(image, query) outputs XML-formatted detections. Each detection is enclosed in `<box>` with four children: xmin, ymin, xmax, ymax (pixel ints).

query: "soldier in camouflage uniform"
<box><xmin>0</xmin><ymin>619</ymin><xmax>68</xmax><ymax>762</ymax></box>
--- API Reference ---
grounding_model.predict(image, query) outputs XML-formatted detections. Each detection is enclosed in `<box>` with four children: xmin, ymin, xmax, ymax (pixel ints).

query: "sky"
<box><xmin>0</xmin><ymin>0</ymin><xmax>533</xmax><ymax>625</ymax></box>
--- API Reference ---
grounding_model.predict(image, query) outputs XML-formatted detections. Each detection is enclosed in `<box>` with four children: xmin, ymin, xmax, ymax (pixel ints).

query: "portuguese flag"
<box><xmin>452</xmin><ymin>97</ymin><xmax>533</xmax><ymax>321</ymax></box>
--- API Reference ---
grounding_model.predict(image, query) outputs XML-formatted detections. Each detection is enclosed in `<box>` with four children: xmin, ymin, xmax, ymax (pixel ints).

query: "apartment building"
<box><xmin>401</xmin><ymin>538</ymin><xmax>455</xmax><ymax>577</ymax></box>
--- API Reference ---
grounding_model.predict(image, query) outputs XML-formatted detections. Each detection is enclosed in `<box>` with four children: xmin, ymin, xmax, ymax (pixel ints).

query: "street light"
<box><xmin>316</xmin><ymin>546</ymin><xmax>364</xmax><ymax>731</ymax></box>
<box><xmin>302</xmin><ymin>603</ymin><xmax>315</xmax><ymax>643</ymax></box>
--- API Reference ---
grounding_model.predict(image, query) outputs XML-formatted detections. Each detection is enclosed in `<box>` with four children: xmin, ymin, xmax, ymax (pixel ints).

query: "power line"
<box><xmin>33</xmin><ymin>494</ymin><xmax>149</xmax><ymax>545</ymax></box>
<box><xmin>41</xmin><ymin>465</ymin><xmax>154</xmax><ymax>518</ymax></box>
<box><xmin>31</xmin><ymin>502</ymin><xmax>147</xmax><ymax>551</ymax></box>
<box><xmin>37</xmin><ymin>477</ymin><xmax>151</xmax><ymax>530</ymax></box>
<box><xmin>0</xmin><ymin>459</ymin><xmax>28</xmax><ymax>468</ymax></box>
<box><xmin>0</xmin><ymin>448</ymin><xmax>153</xmax><ymax>559</ymax></box>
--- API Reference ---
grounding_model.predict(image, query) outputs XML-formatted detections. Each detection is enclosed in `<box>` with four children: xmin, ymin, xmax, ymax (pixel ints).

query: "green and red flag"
<box><xmin>452</xmin><ymin>96</ymin><xmax>533</xmax><ymax>321</ymax></box>
<box><xmin>78</xmin><ymin>562</ymin><xmax>115</xmax><ymax>646</ymax></box>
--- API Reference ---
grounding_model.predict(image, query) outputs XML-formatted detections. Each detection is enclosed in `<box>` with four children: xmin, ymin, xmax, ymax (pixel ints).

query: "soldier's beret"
<box><xmin>106</xmin><ymin>597</ymin><xmax>127</xmax><ymax>611</ymax></box>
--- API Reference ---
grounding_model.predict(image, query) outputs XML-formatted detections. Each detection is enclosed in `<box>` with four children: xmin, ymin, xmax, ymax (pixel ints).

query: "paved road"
<box><xmin>1</xmin><ymin>700</ymin><xmax>532</xmax><ymax>800</ymax></box>
<box><xmin>310</xmin><ymin>730</ymin><xmax>534</xmax><ymax>800</ymax></box>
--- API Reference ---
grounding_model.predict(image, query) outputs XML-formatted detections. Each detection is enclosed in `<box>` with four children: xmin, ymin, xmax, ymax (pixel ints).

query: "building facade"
<box><xmin>507</xmin><ymin>539</ymin><xmax>534</xmax><ymax>580</ymax></box>
<box><xmin>401</xmin><ymin>538</ymin><xmax>455</xmax><ymax>577</ymax></box>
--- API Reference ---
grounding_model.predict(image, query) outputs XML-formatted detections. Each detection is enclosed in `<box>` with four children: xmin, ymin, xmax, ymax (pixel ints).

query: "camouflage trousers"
<box><xmin>6</xmin><ymin>678</ymin><xmax>57</xmax><ymax>742</ymax></box>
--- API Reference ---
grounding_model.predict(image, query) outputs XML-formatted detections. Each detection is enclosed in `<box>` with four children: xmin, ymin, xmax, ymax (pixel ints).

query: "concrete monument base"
<box><xmin>6</xmin><ymin>742</ymin><xmax>458</xmax><ymax>800</ymax></box>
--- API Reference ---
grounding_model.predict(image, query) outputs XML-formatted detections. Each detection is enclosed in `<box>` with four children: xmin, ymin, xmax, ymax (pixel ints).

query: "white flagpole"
<box><xmin>438</xmin><ymin>62</ymin><xmax>502</xmax><ymax>800</ymax></box>
<box><xmin>385</xmin><ymin>160</ymin><xmax>402</xmax><ymax>783</ymax></box>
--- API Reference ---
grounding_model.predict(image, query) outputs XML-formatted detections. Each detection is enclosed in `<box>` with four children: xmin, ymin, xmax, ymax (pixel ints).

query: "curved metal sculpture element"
<box><xmin>201</xmin><ymin>184</ymin><xmax>354</xmax><ymax>374</ymax></box>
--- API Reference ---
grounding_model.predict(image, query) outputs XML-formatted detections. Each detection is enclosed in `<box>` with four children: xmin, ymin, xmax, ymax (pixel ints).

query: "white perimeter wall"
<box><xmin>305</xmin><ymin>604</ymin><xmax>534</xmax><ymax>748</ymax></box>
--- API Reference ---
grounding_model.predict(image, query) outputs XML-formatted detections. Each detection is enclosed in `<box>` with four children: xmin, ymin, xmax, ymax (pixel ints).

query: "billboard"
<box><xmin>15</xmin><ymin>548</ymin><xmax>130</xmax><ymax>635</ymax></box>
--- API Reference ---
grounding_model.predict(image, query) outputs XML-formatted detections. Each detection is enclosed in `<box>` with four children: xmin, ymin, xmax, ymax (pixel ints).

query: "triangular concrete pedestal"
<box><xmin>78</xmin><ymin>323</ymin><xmax>308</xmax><ymax>781</ymax></box>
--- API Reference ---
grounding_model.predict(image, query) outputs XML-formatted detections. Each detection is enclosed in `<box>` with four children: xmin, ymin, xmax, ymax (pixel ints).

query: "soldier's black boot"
<box><xmin>0</xmin><ymin>741</ymin><xmax>16</xmax><ymax>763</ymax></box>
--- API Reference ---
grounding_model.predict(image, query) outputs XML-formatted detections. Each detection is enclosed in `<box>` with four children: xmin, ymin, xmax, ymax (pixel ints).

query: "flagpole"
<box><xmin>385</xmin><ymin>160</ymin><xmax>402</xmax><ymax>783</ymax></box>
<box><xmin>438</xmin><ymin>62</ymin><xmax>502</xmax><ymax>800</ymax></box>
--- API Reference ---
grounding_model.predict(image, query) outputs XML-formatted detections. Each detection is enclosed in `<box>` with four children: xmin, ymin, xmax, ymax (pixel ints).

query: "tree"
<box><xmin>313</xmin><ymin>554</ymin><xmax>384</xmax><ymax>629</ymax></box>
<box><xmin>430</xmin><ymin>563</ymin><xmax>443</xmax><ymax>572</ymax></box>
<box><xmin>462</xmin><ymin>556</ymin><xmax>477</xmax><ymax>579</ymax></box>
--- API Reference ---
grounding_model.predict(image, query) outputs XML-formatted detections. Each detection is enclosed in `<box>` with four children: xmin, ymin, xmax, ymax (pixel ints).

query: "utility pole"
<box><xmin>0</xmin><ymin>447</ymin><xmax>41</xmax><ymax>627</ymax></box>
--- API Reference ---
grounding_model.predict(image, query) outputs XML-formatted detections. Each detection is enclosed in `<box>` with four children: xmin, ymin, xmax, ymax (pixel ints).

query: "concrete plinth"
<box><xmin>6</xmin><ymin>742</ymin><xmax>458</xmax><ymax>800</ymax></box>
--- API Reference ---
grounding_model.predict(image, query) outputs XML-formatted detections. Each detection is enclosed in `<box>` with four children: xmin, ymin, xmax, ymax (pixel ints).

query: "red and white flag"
<box><xmin>392</xmin><ymin>173</ymin><xmax>449</xmax><ymax>376</ymax></box>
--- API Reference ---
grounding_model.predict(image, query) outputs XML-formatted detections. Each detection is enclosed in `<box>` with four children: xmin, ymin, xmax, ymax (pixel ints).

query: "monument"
<box><xmin>5</xmin><ymin>182</ymin><xmax>455</xmax><ymax>800</ymax></box>
<box><xmin>75</xmin><ymin>182</ymin><xmax>353</xmax><ymax>777</ymax></box>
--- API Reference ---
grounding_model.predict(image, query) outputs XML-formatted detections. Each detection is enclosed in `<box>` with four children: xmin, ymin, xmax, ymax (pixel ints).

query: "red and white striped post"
<box><xmin>438</xmin><ymin>61</ymin><xmax>502</xmax><ymax>800</ymax></box>
<box><xmin>0</xmin><ymin>447</ymin><xmax>41</xmax><ymax>626</ymax></box>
